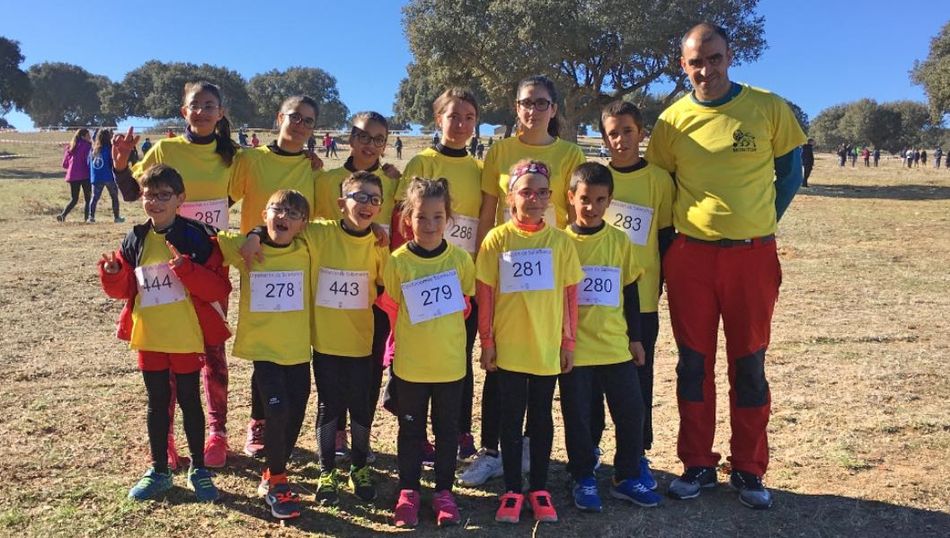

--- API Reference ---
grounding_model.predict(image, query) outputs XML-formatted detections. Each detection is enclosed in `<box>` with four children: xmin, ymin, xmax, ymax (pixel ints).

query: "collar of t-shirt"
<box><xmin>262</xmin><ymin>234</ymin><xmax>293</xmax><ymax>248</ymax></box>
<box><xmin>512</xmin><ymin>214</ymin><xmax>545</xmax><ymax>232</ymax></box>
<box><xmin>407</xmin><ymin>239</ymin><xmax>448</xmax><ymax>258</ymax></box>
<box><xmin>570</xmin><ymin>221</ymin><xmax>606</xmax><ymax>236</ymax></box>
<box><xmin>340</xmin><ymin>219</ymin><xmax>372</xmax><ymax>238</ymax></box>
<box><xmin>609</xmin><ymin>158</ymin><xmax>649</xmax><ymax>174</ymax></box>
<box><xmin>434</xmin><ymin>143</ymin><xmax>468</xmax><ymax>158</ymax></box>
<box><xmin>184</xmin><ymin>127</ymin><xmax>215</xmax><ymax>145</ymax></box>
<box><xmin>344</xmin><ymin>156</ymin><xmax>380</xmax><ymax>173</ymax></box>
<box><xmin>267</xmin><ymin>141</ymin><xmax>305</xmax><ymax>157</ymax></box>
<box><xmin>691</xmin><ymin>82</ymin><xmax>742</xmax><ymax>107</ymax></box>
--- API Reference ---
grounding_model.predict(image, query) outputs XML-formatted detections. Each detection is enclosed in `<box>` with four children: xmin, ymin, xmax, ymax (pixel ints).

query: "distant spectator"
<box><xmin>307</xmin><ymin>134</ymin><xmax>316</xmax><ymax>153</ymax></box>
<box><xmin>872</xmin><ymin>148</ymin><xmax>880</xmax><ymax>167</ymax></box>
<box><xmin>905</xmin><ymin>149</ymin><xmax>913</xmax><ymax>168</ymax></box>
<box><xmin>468</xmin><ymin>135</ymin><xmax>478</xmax><ymax>156</ymax></box>
<box><xmin>488</xmin><ymin>136</ymin><xmax>494</xmax><ymax>147</ymax></box>
<box><xmin>141</xmin><ymin>137</ymin><xmax>153</xmax><ymax>155</ymax></box>
<box><xmin>913</xmin><ymin>149</ymin><xmax>920</xmax><ymax>168</ymax></box>
<box><xmin>837</xmin><ymin>144</ymin><xmax>847</xmax><ymax>166</ymax></box>
<box><xmin>432</xmin><ymin>131</ymin><xmax>440</xmax><ymax>146</ymax></box>
<box><xmin>394</xmin><ymin>136</ymin><xmax>403</xmax><ymax>159</ymax></box>
<box><xmin>850</xmin><ymin>145</ymin><xmax>857</xmax><ymax>167</ymax></box>
<box><xmin>238</xmin><ymin>129</ymin><xmax>248</xmax><ymax>146</ymax></box>
<box><xmin>251</xmin><ymin>132</ymin><xmax>260</xmax><ymax>147</ymax></box>
<box><xmin>329</xmin><ymin>136</ymin><xmax>338</xmax><ymax>158</ymax></box>
<box><xmin>801</xmin><ymin>138</ymin><xmax>815</xmax><ymax>186</ymax></box>
<box><xmin>166</xmin><ymin>128</ymin><xmax>175</xmax><ymax>138</ymax></box>
<box><xmin>935</xmin><ymin>147</ymin><xmax>943</xmax><ymax>168</ymax></box>
<box><xmin>920</xmin><ymin>149</ymin><xmax>927</xmax><ymax>167</ymax></box>
<box><xmin>476</xmin><ymin>141</ymin><xmax>485</xmax><ymax>159</ymax></box>
<box><xmin>88</xmin><ymin>129</ymin><xmax>124</xmax><ymax>223</ymax></box>
<box><xmin>861</xmin><ymin>146</ymin><xmax>870</xmax><ymax>167</ymax></box>
<box><xmin>56</xmin><ymin>128</ymin><xmax>92</xmax><ymax>222</ymax></box>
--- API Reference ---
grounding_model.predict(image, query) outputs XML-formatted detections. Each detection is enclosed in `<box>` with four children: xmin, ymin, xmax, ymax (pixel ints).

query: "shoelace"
<box><xmin>579</xmin><ymin>483</ymin><xmax>598</xmax><ymax>496</ymax></box>
<box><xmin>502</xmin><ymin>496</ymin><xmax>519</xmax><ymax>509</ymax></box>
<box><xmin>352</xmin><ymin>468</ymin><xmax>372</xmax><ymax>486</ymax></box>
<box><xmin>534</xmin><ymin>494</ymin><xmax>551</xmax><ymax>507</ymax></box>
<box><xmin>684</xmin><ymin>468</ymin><xmax>711</xmax><ymax>482</ymax></box>
<box><xmin>273</xmin><ymin>490</ymin><xmax>300</xmax><ymax>503</ymax></box>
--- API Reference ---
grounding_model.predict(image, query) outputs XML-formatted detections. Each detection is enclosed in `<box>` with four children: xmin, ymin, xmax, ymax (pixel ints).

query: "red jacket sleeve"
<box><xmin>389</xmin><ymin>202</ymin><xmax>411</xmax><ymax>252</ymax></box>
<box><xmin>172</xmin><ymin>240</ymin><xmax>231</xmax><ymax>304</ymax></box>
<box><xmin>99</xmin><ymin>250</ymin><xmax>136</xmax><ymax>299</ymax></box>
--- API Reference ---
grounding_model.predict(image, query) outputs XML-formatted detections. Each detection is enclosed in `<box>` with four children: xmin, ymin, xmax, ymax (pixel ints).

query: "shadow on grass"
<box><xmin>801</xmin><ymin>183</ymin><xmax>950</xmax><ymax>201</ymax></box>
<box><xmin>0</xmin><ymin>168</ymin><xmax>62</xmax><ymax>180</ymax></box>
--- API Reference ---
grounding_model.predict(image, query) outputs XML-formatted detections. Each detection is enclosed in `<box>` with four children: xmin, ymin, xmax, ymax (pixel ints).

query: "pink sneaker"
<box><xmin>393</xmin><ymin>489</ymin><xmax>420</xmax><ymax>528</ymax></box>
<box><xmin>528</xmin><ymin>490</ymin><xmax>558</xmax><ymax>523</ymax></box>
<box><xmin>204</xmin><ymin>432</ymin><xmax>228</xmax><ymax>468</ymax></box>
<box><xmin>432</xmin><ymin>490</ymin><xmax>461</xmax><ymax>527</ymax></box>
<box><xmin>244</xmin><ymin>419</ymin><xmax>265</xmax><ymax>458</ymax></box>
<box><xmin>495</xmin><ymin>492</ymin><xmax>523</xmax><ymax>524</ymax></box>
<box><xmin>167</xmin><ymin>434</ymin><xmax>181</xmax><ymax>471</ymax></box>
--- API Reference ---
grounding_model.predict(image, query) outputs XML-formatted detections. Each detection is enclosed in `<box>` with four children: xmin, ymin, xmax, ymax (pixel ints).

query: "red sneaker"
<box><xmin>393</xmin><ymin>489</ymin><xmax>420</xmax><ymax>528</ymax></box>
<box><xmin>432</xmin><ymin>490</ymin><xmax>461</xmax><ymax>527</ymax></box>
<box><xmin>528</xmin><ymin>490</ymin><xmax>558</xmax><ymax>523</ymax></box>
<box><xmin>495</xmin><ymin>492</ymin><xmax>524</xmax><ymax>524</ymax></box>
<box><xmin>204</xmin><ymin>432</ymin><xmax>228</xmax><ymax>468</ymax></box>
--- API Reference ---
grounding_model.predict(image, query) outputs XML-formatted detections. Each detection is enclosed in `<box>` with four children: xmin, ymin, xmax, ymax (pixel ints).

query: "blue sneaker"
<box><xmin>188</xmin><ymin>466</ymin><xmax>220</xmax><ymax>502</ymax></box>
<box><xmin>610</xmin><ymin>477</ymin><xmax>662</xmax><ymax>507</ymax></box>
<box><xmin>266</xmin><ymin>482</ymin><xmax>302</xmax><ymax>520</ymax></box>
<box><xmin>128</xmin><ymin>467</ymin><xmax>172</xmax><ymax>501</ymax></box>
<box><xmin>572</xmin><ymin>476</ymin><xmax>603</xmax><ymax>512</ymax></box>
<box><xmin>639</xmin><ymin>456</ymin><xmax>657</xmax><ymax>490</ymax></box>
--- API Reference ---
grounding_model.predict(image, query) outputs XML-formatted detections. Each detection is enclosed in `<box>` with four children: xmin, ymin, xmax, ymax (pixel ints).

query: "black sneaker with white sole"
<box><xmin>730</xmin><ymin>470</ymin><xmax>773</xmax><ymax>510</ymax></box>
<box><xmin>667</xmin><ymin>466</ymin><xmax>717</xmax><ymax>500</ymax></box>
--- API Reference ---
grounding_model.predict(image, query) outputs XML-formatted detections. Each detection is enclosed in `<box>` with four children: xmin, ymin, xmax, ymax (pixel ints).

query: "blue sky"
<box><xmin>0</xmin><ymin>0</ymin><xmax>942</xmax><ymax>132</ymax></box>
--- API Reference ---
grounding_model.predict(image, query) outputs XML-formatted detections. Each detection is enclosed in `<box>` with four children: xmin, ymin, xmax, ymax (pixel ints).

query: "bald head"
<box><xmin>681</xmin><ymin>22</ymin><xmax>730</xmax><ymax>53</ymax></box>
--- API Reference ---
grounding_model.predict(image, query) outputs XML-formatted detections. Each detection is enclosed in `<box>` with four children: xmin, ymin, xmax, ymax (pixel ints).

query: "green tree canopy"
<box><xmin>809</xmin><ymin>99</ymin><xmax>938</xmax><ymax>153</ymax></box>
<box><xmin>401</xmin><ymin>0</ymin><xmax>766</xmax><ymax>140</ymax></box>
<box><xmin>247</xmin><ymin>67</ymin><xmax>349</xmax><ymax>129</ymax></box>
<box><xmin>911</xmin><ymin>21</ymin><xmax>950</xmax><ymax>122</ymax></box>
<box><xmin>0</xmin><ymin>37</ymin><xmax>31</xmax><ymax>116</ymax></box>
<box><xmin>25</xmin><ymin>62</ymin><xmax>118</xmax><ymax>127</ymax></box>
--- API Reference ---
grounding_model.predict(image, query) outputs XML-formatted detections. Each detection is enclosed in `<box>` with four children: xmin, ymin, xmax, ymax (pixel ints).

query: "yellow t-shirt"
<box><xmin>481</xmin><ymin>136</ymin><xmax>586</xmax><ymax>228</ymax></box>
<box><xmin>397</xmin><ymin>147</ymin><xmax>484</xmax><ymax>256</ymax></box>
<box><xmin>645</xmin><ymin>84</ymin><xmax>808</xmax><ymax>240</ymax></box>
<box><xmin>217</xmin><ymin>232</ymin><xmax>312</xmax><ymax>366</ymax></box>
<box><xmin>301</xmin><ymin>220</ymin><xmax>388</xmax><ymax>357</ymax></box>
<box><xmin>383</xmin><ymin>243</ymin><xmax>476</xmax><ymax>383</ymax></box>
<box><xmin>229</xmin><ymin>145</ymin><xmax>319</xmax><ymax>234</ymax></box>
<box><xmin>607</xmin><ymin>161</ymin><xmax>674</xmax><ymax>313</ymax></box>
<box><xmin>475</xmin><ymin>222</ymin><xmax>584</xmax><ymax>375</ymax></box>
<box><xmin>130</xmin><ymin>230</ymin><xmax>205</xmax><ymax>354</ymax></box>
<box><xmin>313</xmin><ymin>162</ymin><xmax>398</xmax><ymax>233</ymax></box>
<box><xmin>565</xmin><ymin>224</ymin><xmax>643</xmax><ymax>366</ymax></box>
<box><xmin>132</xmin><ymin>136</ymin><xmax>233</xmax><ymax>202</ymax></box>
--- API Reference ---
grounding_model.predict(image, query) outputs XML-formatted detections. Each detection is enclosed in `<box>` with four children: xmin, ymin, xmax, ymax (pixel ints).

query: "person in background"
<box><xmin>921</xmin><ymin>149</ymin><xmax>927</xmax><ymax>167</ymax></box>
<box><xmin>861</xmin><ymin>146</ymin><xmax>870</xmax><ymax>167</ymax></box>
<box><xmin>801</xmin><ymin>138</ymin><xmax>814</xmax><ymax>187</ymax></box>
<box><xmin>934</xmin><ymin>146</ymin><xmax>943</xmax><ymax>168</ymax></box>
<box><xmin>873</xmin><ymin>147</ymin><xmax>880</xmax><ymax>167</ymax></box>
<box><xmin>251</xmin><ymin>132</ymin><xmax>260</xmax><ymax>147</ymax></box>
<box><xmin>57</xmin><ymin>128</ymin><xmax>93</xmax><ymax>222</ymax></box>
<box><xmin>307</xmin><ymin>134</ymin><xmax>316</xmax><ymax>154</ymax></box>
<box><xmin>394</xmin><ymin>136</ymin><xmax>403</xmax><ymax>160</ymax></box>
<box><xmin>141</xmin><ymin>137</ymin><xmax>153</xmax><ymax>155</ymax></box>
<box><xmin>89</xmin><ymin>129</ymin><xmax>124</xmax><ymax>223</ymax></box>
<box><xmin>238</xmin><ymin>130</ymin><xmax>248</xmax><ymax>147</ymax></box>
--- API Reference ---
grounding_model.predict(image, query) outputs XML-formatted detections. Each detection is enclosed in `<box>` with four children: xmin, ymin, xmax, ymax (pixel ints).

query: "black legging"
<box><xmin>395</xmin><ymin>374</ymin><xmax>462</xmax><ymax>491</ymax></box>
<box><xmin>254</xmin><ymin>361</ymin><xmax>311</xmax><ymax>476</ymax></box>
<box><xmin>496</xmin><ymin>368</ymin><xmax>557</xmax><ymax>492</ymax></box>
<box><xmin>90</xmin><ymin>182</ymin><xmax>120</xmax><ymax>219</ymax></box>
<box><xmin>143</xmin><ymin>369</ymin><xmax>205</xmax><ymax>473</ymax></box>
<box><xmin>60</xmin><ymin>180</ymin><xmax>91</xmax><ymax>220</ymax></box>
<box><xmin>314</xmin><ymin>352</ymin><xmax>373</xmax><ymax>471</ymax></box>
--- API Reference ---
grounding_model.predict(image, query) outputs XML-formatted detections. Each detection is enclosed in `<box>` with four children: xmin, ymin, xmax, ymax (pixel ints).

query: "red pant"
<box><xmin>663</xmin><ymin>235</ymin><xmax>781</xmax><ymax>477</ymax></box>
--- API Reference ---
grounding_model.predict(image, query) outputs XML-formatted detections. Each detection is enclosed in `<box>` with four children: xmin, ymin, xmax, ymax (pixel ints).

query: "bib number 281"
<box><xmin>499</xmin><ymin>248</ymin><xmax>554</xmax><ymax>293</ymax></box>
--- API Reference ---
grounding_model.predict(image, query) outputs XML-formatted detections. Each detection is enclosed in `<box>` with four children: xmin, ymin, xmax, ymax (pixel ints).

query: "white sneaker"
<box><xmin>457</xmin><ymin>449</ymin><xmax>503</xmax><ymax>487</ymax></box>
<box><xmin>521</xmin><ymin>436</ymin><xmax>531</xmax><ymax>474</ymax></box>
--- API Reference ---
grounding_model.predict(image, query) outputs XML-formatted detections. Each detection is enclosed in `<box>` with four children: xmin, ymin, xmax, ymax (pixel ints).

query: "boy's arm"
<box><xmin>216</xmin><ymin>231</ymin><xmax>249</xmax><ymax>269</ymax></box>
<box><xmin>623</xmin><ymin>281</ymin><xmax>642</xmax><ymax>342</ymax></box>
<box><xmin>99</xmin><ymin>250</ymin><xmax>136</xmax><ymax>299</ymax></box>
<box><xmin>171</xmin><ymin>240</ymin><xmax>232</xmax><ymax>303</ymax></box>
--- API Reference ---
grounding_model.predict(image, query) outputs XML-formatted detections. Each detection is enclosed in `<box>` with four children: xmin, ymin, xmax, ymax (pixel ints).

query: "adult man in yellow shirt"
<box><xmin>646</xmin><ymin>22</ymin><xmax>806</xmax><ymax>510</ymax></box>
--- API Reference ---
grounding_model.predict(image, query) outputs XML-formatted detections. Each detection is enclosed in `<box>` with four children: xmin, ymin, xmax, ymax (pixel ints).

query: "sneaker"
<box><xmin>188</xmin><ymin>466</ymin><xmax>220</xmax><ymax>503</ymax></box>
<box><xmin>527</xmin><ymin>490</ymin><xmax>558</xmax><ymax>523</ymax></box>
<box><xmin>256</xmin><ymin>469</ymin><xmax>271</xmax><ymax>497</ymax></box>
<box><xmin>87</xmin><ymin>217</ymin><xmax>95</xmax><ymax>223</ymax></box>
<box><xmin>244</xmin><ymin>419</ymin><xmax>265</xmax><ymax>458</ymax></box>
<box><xmin>366</xmin><ymin>448</ymin><xmax>377</xmax><ymax>465</ymax></box>
<box><xmin>457</xmin><ymin>433</ymin><xmax>477</xmax><ymax>462</ymax></box>
<box><xmin>611</xmin><ymin>477</ymin><xmax>662</xmax><ymax>507</ymax></box>
<box><xmin>593</xmin><ymin>446</ymin><xmax>603</xmax><ymax>472</ymax></box>
<box><xmin>457</xmin><ymin>448</ymin><xmax>503</xmax><ymax>487</ymax></box>
<box><xmin>128</xmin><ymin>467</ymin><xmax>172</xmax><ymax>501</ymax></box>
<box><xmin>667</xmin><ymin>466</ymin><xmax>717</xmax><ymax>500</ymax></box>
<box><xmin>432</xmin><ymin>489</ymin><xmax>461</xmax><ymax>527</ymax></box>
<box><xmin>316</xmin><ymin>468</ymin><xmax>341</xmax><ymax>506</ymax></box>
<box><xmin>421</xmin><ymin>439</ymin><xmax>436</xmax><ymax>468</ymax></box>
<box><xmin>204</xmin><ymin>432</ymin><xmax>228</xmax><ymax>468</ymax></box>
<box><xmin>572</xmin><ymin>476</ymin><xmax>602</xmax><ymax>513</ymax></box>
<box><xmin>730</xmin><ymin>470</ymin><xmax>773</xmax><ymax>510</ymax></box>
<box><xmin>521</xmin><ymin>437</ymin><xmax>531</xmax><ymax>474</ymax></box>
<box><xmin>334</xmin><ymin>430</ymin><xmax>350</xmax><ymax>464</ymax></box>
<box><xmin>639</xmin><ymin>456</ymin><xmax>657</xmax><ymax>491</ymax></box>
<box><xmin>55</xmin><ymin>214</ymin><xmax>65</xmax><ymax>222</ymax></box>
<box><xmin>349</xmin><ymin>465</ymin><xmax>376</xmax><ymax>502</ymax></box>
<box><xmin>114</xmin><ymin>216</ymin><xmax>126</xmax><ymax>223</ymax></box>
<box><xmin>495</xmin><ymin>492</ymin><xmax>523</xmax><ymax>523</ymax></box>
<box><xmin>393</xmin><ymin>489</ymin><xmax>420</xmax><ymax>528</ymax></box>
<box><xmin>265</xmin><ymin>481</ymin><xmax>302</xmax><ymax>520</ymax></box>
<box><xmin>167</xmin><ymin>434</ymin><xmax>181</xmax><ymax>471</ymax></box>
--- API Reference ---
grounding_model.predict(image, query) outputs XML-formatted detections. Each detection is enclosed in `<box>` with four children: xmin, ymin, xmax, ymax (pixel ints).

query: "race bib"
<box><xmin>401</xmin><ymin>270</ymin><xmax>465</xmax><ymax>325</ymax></box>
<box><xmin>445</xmin><ymin>214</ymin><xmax>479</xmax><ymax>253</ymax></box>
<box><xmin>179</xmin><ymin>198</ymin><xmax>229</xmax><ymax>231</ymax></box>
<box><xmin>135</xmin><ymin>263</ymin><xmax>187</xmax><ymax>307</ymax></box>
<box><xmin>250</xmin><ymin>271</ymin><xmax>304</xmax><ymax>312</ymax></box>
<box><xmin>608</xmin><ymin>201</ymin><xmax>653</xmax><ymax>246</ymax></box>
<box><xmin>503</xmin><ymin>205</ymin><xmax>557</xmax><ymax>227</ymax></box>
<box><xmin>315</xmin><ymin>268</ymin><xmax>369</xmax><ymax>309</ymax></box>
<box><xmin>578</xmin><ymin>266</ymin><xmax>621</xmax><ymax>307</ymax></box>
<box><xmin>499</xmin><ymin>248</ymin><xmax>554</xmax><ymax>293</ymax></box>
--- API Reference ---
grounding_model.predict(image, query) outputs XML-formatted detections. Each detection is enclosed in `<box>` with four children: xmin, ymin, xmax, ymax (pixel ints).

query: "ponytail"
<box><xmin>214</xmin><ymin>116</ymin><xmax>237</xmax><ymax>167</ymax></box>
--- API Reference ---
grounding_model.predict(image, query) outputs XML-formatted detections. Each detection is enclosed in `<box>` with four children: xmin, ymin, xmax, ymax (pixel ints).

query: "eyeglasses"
<box><xmin>185</xmin><ymin>104</ymin><xmax>221</xmax><ymax>113</ymax></box>
<box><xmin>345</xmin><ymin>191</ymin><xmax>383</xmax><ymax>207</ymax></box>
<box><xmin>286</xmin><ymin>112</ymin><xmax>316</xmax><ymax>128</ymax></box>
<box><xmin>514</xmin><ymin>188</ymin><xmax>552</xmax><ymax>200</ymax></box>
<box><xmin>143</xmin><ymin>191</ymin><xmax>177</xmax><ymax>202</ymax></box>
<box><xmin>267</xmin><ymin>205</ymin><xmax>305</xmax><ymax>220</ymax></box>
<box><xmin>351</xmin><ymin>127</ymin><xmax>387</xmax><ymax>148</ymax></box>
<box><xmin>516</xmin><ymin>98</ymin><xmax>552</xmax><ymax>111</ymax></box>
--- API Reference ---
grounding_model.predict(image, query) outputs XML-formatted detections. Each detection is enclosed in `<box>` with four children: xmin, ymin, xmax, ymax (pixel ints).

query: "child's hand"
<box><xmin>111</xmin><ymin>126</ymin><xmax>140</xmax><ymax>171</ymax></box>
<box><xmin>381</xmin><ymin>163</ymin><xmax>401</xmax><ymax>180</ymax></box>
<box><xmin>629</xmin><ymin>341</ymin><xmax>646</xmax><ymax>366</ymax></box>
<box><xmin>560</xmin><ymin>347</ymin><xmax>574</xmax><ymax>373</ymax></box>
<box><xmin>306</xmin><ymin>151</ymin><xmax>324</xmax><ymax>171</ymax></box>
<box><xmin>166</xmin><ymin>241</ymin><xmax>188</xmax><ymax>269</ymax></box>
<box><xmin>370</xmin><ymin>222</ymin><xmax>390</xmax><ymax>248</ymax></box>
<box><xmin>480</xmin><ymin>346</ymin><xmax>497</xmax><ymax>372</ymax></box>
<box><xmin>100</xmin><ymin>252</ymin><xmax>121</xmax><ymax>274</ymax></box>
<box><xmin>239</xmin><ymin>234</ymin><xmax>264</xmax><ymax>267</ymax></box>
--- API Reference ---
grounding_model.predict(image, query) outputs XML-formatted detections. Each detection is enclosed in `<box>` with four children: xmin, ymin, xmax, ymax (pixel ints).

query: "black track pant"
<box><xmin>60</xmin><ymin>179</ymin><xmax>91</xmax><ymax>220</ymax></box>
<box><xmin>313</xmin><ymin>352</ymin><xmax>373</xmax><ymax>470</ymax></box>
<box><xmin>497</xmin><ymin>368</ymin><xmax>556</xmax><ymax>492</ymax></box>
<box><xmin>253</xmin><ymin>361</ymin><xmax>311</xmax><ymax>476</ymax></box>
<box><xmin>395</xmin><ymin>374</ymin><xmax>462</xmax><ymax>491</ymax></box>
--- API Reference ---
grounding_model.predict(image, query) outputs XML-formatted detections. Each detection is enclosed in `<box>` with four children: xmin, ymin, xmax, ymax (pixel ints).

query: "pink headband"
<box><xmin>508</xmin><ymin>162</ymin><xmax>550</xmax><ymax>191</ymax></box>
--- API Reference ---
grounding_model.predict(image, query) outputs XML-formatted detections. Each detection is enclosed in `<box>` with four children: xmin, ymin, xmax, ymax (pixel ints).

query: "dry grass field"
<box><xmin>0</xmin><ymin>131</ymin><xmax>948</xmax><ymax>537</ymax></box>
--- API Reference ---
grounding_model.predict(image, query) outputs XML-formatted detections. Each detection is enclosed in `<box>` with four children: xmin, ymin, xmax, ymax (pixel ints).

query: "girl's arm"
<box><xmin>560</xmin><ymin>284</ymin><xmax>579</xmax><ymax>373</ymax></box>
<box><xmin>476</xmin><ymin>193</ymin><xmax>497</xmax><ymax>248</ymax></box>
<box><xmin>476</xmin><ymin>280</ymin><xmax>496</xmax><ymax>371</ymax></box>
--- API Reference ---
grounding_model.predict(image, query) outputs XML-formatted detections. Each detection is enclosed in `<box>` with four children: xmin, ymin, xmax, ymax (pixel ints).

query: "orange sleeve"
<box><xmin>561</xmin><ymin>284</ymin><xmax>578</xmax><ymax>351</ymax></box>
<box><xmin>476</xmin><ymin>280</ymin><xmax>495</xmax><ymax>348</ymax></box>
